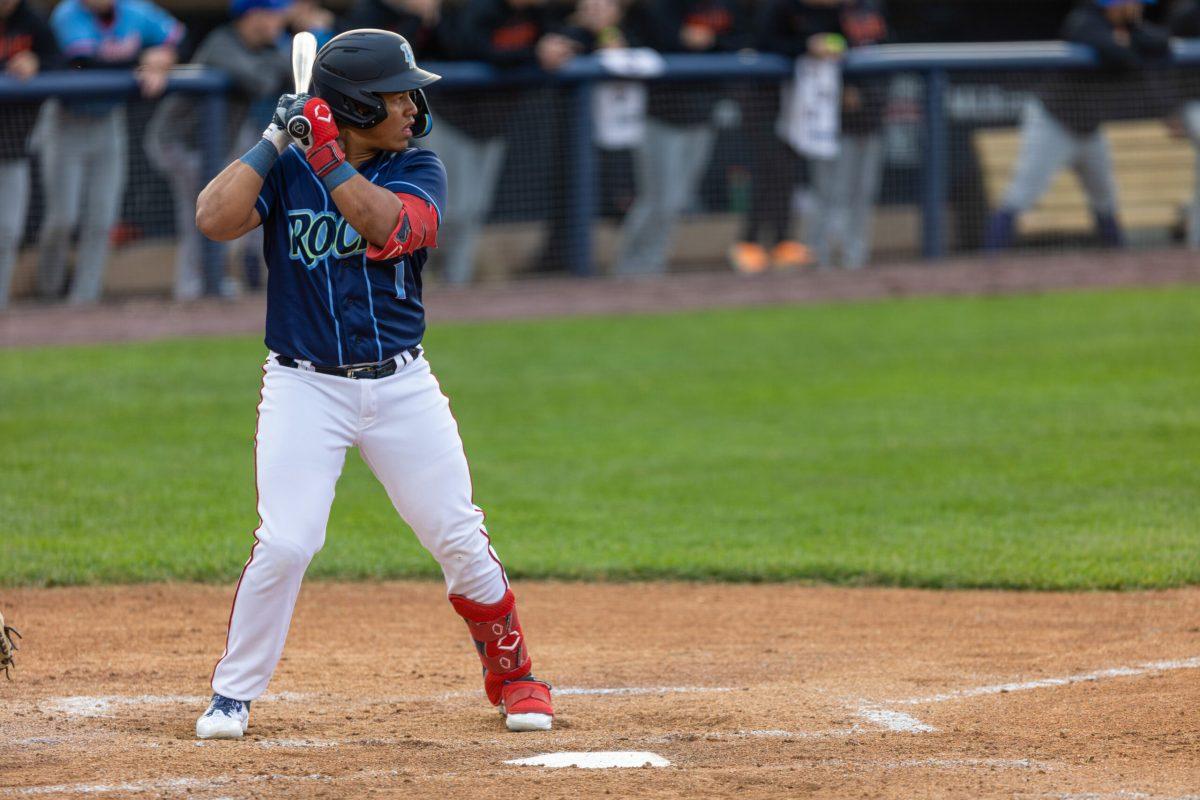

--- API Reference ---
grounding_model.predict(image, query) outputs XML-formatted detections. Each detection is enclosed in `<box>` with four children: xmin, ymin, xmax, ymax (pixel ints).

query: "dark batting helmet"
<box><xmin>312</xmin><ymin>29</ymin><xmax>440</xmax><ymax>137</ymax></box>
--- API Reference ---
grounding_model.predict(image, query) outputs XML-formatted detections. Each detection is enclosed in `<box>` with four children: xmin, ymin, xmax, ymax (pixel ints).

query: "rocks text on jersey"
<box><xmin>288</xmin><ymin>210</ymin><xmax>367</xmax><ymax>267</ymax></box>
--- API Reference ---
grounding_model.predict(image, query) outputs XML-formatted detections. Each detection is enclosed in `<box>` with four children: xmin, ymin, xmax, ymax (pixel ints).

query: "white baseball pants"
<box><xmin>211</xmin><ymin>351</ymin><xmax>509</xmax><ymax>701</ymax></box>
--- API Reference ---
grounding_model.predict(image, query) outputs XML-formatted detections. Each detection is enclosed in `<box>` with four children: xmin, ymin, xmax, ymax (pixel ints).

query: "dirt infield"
<box><xmin>4</xmin><ymin>249</ymin><xmax>1200</xmax><ymax>349</ymax></box>
<box><xmin>1</xmin><ymin>582</ymin><xmax>1197</xmax><ymax>798</ymax></box>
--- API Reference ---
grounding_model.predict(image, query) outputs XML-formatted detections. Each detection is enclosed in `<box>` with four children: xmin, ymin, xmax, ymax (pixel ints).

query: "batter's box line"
<box><xmin>2</xmin><ymin>770</ymin><xmax>406</xmax><ymax>797</ymax></box>
<box><xmin>1049</xmin><ymin>792</ymin><xmax>1200</xmax><ymax>800</ymax></box>
<box><xmin>34</xmin><ymin>685</ymin><xmax>740</xmax><ymax>719</ymax></box>
<box><xmin>854</xmin><ymin>654</ymin><xmax>1200</xmax><ymax>734</ymax></box>
<box><xmin>661</xmin><ymin>655</ymin><xmax>1200</xmax><ymax>738</ymax></box>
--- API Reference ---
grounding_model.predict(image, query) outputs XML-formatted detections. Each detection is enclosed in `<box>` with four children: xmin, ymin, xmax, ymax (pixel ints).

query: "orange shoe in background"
<box><xmin>728</xmin><ymin>242</ymin><xmax>769</xmax><ymax>274</ymax></box>
<box><xmin>770</xmin><ymin>240</ymin><xmax>813</xmax><ymax>270</ymax></box>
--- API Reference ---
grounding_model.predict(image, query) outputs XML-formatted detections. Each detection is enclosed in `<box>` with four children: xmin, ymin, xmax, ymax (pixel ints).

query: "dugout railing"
<box><xmin>3</xmin><ymin>41</ymin><xmax>1200</xmax><ymax>282</ymax></box>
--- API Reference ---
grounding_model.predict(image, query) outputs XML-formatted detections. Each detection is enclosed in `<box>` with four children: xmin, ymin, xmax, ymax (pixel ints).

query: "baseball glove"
<box><xmin>0</xmin><ymin>611</ymin><xmax>21</xmax><ymax>680</ymax></box>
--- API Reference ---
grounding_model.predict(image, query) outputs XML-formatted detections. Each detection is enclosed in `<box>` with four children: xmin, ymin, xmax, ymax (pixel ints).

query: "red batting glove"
<box><xmin>286</xmin><ymin>96</ymin><xmax>346</xmax><ymax>179</ymax></box>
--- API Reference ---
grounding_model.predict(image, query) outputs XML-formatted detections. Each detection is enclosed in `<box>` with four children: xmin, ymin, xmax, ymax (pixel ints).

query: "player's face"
<box><xmin>353</xmin><ymin>91</ymin><xmax>421</xmax><ymax>152</ymax></box>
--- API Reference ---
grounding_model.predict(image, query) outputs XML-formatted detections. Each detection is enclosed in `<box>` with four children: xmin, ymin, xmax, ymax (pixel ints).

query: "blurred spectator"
<box><xmin>729</xmin><ymin>88</ymin><xmax>806</xmax><ymax>273</ymax></box>
<box><xmin>144</xmin><ymin>0</ymin><xmax>292</xmax><ymax>300</ymax></box>
<box><xmin>1168</xmin><ymin>0</ymin><xmax>1200</xmax><ymax>247</ymax></box>
<box><xmin>0</xmin><ymin>0</ymin><xmax>58</xmax><ymax>310</ymax></box>
<box><xmin>529</xmin><ymin>0</ymin><xmax>627</xmax><ymax>276</ymax></box>
<box><xmin>614</xmin><ymin>0</ymin><xmax>751</xmax><ymax>276</ymax></box>
<box><xmin>36</xmin><ymin>0</ymin><xmax>182</xmax><ymax>305</ymax></box>
<box><xmin>422</xmin><ymin>0</ymin><xmax>579</xmax><ymax>284</ymax></box>
<box><xmin>984</xmin><ymin>0</ymin><xmax>1169</xmax><ymax>251</ymax></box>
<box><xmin>758</xmin><ymin>0</ymin><xmax>883</xmax><ymax>272</ymax></box>
<box><xmin>735</xmin><ymin>0</ymin><xmax>887</xmax><ymax>272</ymax></box>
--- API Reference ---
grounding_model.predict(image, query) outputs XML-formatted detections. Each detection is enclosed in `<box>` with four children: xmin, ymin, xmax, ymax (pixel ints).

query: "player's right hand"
<box><xmin>285</xmin><ymin>96</ymin><xmax>347</xmax><ymax>179</ymax></box>
<box><xmin>264</xmin><ymin>92</ymin><xmax>307</xmax><ymax>153</ymax></box>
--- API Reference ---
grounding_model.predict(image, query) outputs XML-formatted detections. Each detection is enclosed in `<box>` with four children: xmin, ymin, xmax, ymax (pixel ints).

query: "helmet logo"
<box><xmin>400</xmin><ymin>40</ymin><xmax>415</xmax><ymax>68</ymax></box>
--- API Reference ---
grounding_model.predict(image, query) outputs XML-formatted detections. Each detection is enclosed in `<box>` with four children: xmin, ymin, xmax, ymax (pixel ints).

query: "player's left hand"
<box><xmin>263</xmin><ymin>92</ymin><xmax>305</xmax><ymax>153</ymax></box>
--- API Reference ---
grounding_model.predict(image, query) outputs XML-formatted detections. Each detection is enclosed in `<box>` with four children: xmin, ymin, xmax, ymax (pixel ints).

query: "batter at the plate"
<box><xmin>192</xmin><ymin>28</ymin><xmax>553</xmax><ymax>739</ymax></box>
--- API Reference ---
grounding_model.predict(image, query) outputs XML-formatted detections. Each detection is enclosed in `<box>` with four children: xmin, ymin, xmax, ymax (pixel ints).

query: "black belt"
<box><xmin>276</xmin><ymin>347</ymin><xmax>420</xmax><ymax>380</ymax></box>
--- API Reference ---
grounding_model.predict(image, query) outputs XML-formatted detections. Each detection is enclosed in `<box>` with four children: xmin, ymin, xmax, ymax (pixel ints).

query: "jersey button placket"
<box><xmin>360</xmin><ymin>380</ymin><xmax>378</xmax><ymax>429</ymax></box>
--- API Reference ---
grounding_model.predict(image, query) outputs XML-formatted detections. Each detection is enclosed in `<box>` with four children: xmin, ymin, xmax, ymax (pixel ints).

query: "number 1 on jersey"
<box><xmin>395</xmin><ymin>258</ymin><xmax>408</xmax><ymax>300</ymax></box>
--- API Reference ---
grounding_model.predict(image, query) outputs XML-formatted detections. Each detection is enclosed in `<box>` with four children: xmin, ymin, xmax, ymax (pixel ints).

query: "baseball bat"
<box><xmin>287</xmin><ymin>32</ymin><xmax>319</xmax><ymax>142</ymax></box>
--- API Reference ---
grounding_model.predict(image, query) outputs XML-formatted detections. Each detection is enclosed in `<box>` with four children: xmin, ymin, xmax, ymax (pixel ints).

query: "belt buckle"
<box><xmin>344</xmin><ymin>364</ymin><xmax>375</xmax><ymax>380</ymax></box>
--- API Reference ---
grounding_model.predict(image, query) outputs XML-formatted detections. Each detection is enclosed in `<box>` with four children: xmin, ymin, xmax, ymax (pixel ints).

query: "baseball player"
<box><xmin>192</xmin><ymin>29</ymin><xmax>553</xmax><ymax>739</ymax></box>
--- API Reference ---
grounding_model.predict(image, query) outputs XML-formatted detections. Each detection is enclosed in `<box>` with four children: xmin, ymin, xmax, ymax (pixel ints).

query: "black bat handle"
<box><xmin>288</xmin><ymin>116</ymin><xmax>312</xmax><ymax>141</ymax></box>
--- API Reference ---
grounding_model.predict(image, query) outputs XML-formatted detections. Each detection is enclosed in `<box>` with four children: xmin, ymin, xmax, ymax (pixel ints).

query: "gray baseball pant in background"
<box><xmin>421</xmin><ymin>121</ymin><xmax>507</xmax><ymax>286</ymax></box>
<box><xmin>145</xmin><ymin>136</ymin><xmax>205</xmax><ymax>300</ymax></box>
<box><xmin>35</xmin><ymin>102</ymin><xmax>127</xmax><ymax>304</ymax></box>
<box><xmin>0</xmin><ymin>159</ymin><xmax>31</xmax><ymax>310</ymax></box>
<box><xmin>615</xmin><ymin>118</ymin><xmax>716</xmax><ymax>276</ymax></box>
<box><xmin>808</xmin><ymin>133</ymin><xmax>885</xmax><ymax>270</ymax></box>
<box><xmin>1001</xmin><ymin>98</ymin><xmax>1118</xmax><ymax>216</ymax></box>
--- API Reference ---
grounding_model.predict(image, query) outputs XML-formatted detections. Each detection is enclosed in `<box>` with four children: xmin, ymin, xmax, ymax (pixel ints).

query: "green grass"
<box><xmin>3</xmin><ymin>286</ymin><xmax>1199</xmax><ymax>589</ymax></box>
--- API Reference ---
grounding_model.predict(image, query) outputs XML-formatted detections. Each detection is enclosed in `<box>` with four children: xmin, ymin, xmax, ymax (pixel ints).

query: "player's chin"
<box><xmin>394</xmin><ymin>126</ymin><xmax>414</xmax><ymax>149</ymax></box>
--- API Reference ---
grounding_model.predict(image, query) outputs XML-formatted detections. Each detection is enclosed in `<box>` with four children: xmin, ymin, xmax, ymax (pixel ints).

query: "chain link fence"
<box><xmin>2</xmin><ymin>44</ymin><xmax>1199</xmax><ymax>303</ymax></box>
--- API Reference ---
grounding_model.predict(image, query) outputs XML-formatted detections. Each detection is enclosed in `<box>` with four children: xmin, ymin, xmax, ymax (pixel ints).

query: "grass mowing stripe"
<box><xmin>2</xmin><ymin>286</ymin><xmax>1198</xmax><ymax>588</ymax></box>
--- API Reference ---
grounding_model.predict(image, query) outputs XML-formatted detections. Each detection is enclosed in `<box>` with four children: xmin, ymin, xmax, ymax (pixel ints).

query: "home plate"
<box><xmin>504</xmin><ymin>751</ymin><xmax>671</xmax><ymax>769</ymax></box>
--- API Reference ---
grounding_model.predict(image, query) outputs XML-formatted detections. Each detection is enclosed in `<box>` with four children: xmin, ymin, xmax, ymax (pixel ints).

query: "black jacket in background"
<box><xmin>0</xmin><ymin>0</ymin><xmax>60</xmax><ymax>159</ymax></box>
<box><xmin>338</xmin><ymin>0</ymin><xmax>456</xmax><ymax>60</ymax></box>
<box><xmin>623</xmin><ymin>0</ymin><xmax>752</xmax><ymax>53</ymax></box>
<box><xmin>1165</xmin><ymin>0</ymin><xmax>1200</xmax><ymax>107</ymax></box>
<box><xmin>756</xmin><ymin>0</ymin><xmax>888</xmax><ymax>136</ymax></box>
<box><xmin>455</xmin><ymin>0</ymin><xmax>560</xmax><ymax>65</ymax></box>
<box><xmin>1169</xmin><ymin>0</ymin><xmax>1200</xmax><ymax>36</ymax></box>
<box><xmin>622</xmin><ymin>0</ymin><xmax>753</xmax><ymax>126</ymax></box>
<box><xmin>1038</xmin><ymin>1</ymin><xmax>1171</xmax><ymax>134</ymax></box>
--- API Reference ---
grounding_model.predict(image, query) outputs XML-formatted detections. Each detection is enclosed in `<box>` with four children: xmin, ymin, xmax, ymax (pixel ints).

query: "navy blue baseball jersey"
<box><xmin>256</xmin><ymin>144</ymin><xmax>447</xmax><ymax>367</ymax></box>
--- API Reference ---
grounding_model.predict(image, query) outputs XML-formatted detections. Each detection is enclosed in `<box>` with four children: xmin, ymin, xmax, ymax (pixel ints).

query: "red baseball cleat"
<box><xmin>501</xmin><ymin>677</ymin><xmax>554</xmax><ymax>732</ymax></box>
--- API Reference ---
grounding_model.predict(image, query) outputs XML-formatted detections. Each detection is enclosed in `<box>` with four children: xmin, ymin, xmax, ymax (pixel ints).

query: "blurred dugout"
<box><xmin>4</xmin><ymin>0</ymin><xmax>1200</xmax><ymax>304</ymax></box>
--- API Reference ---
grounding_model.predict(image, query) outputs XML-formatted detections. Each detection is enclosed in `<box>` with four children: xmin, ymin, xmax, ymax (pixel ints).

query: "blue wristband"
<box><xmin>238</xmin><ymin>139</ymin><xmax>279</xmax><ymax>179</ymax></box>
<box><xmin>321</xmin><ymin>161</ymin><xmax>357</xmax><ymax>192</ymax></box>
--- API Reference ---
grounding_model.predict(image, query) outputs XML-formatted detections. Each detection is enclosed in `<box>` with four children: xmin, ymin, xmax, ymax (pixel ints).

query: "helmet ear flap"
<box><xmin>319</xmin><ymin>84</ymin><xmax>388</xmax><ymax>129</ymax></box>
<box><xmin>412</xmin><ymin>89</ymin><xmax>433</xmax><ymax>138</ymax></box>
<box><xmin>350</xmin><ymin>96</ymin><xmax>382</xmax><ymax>127</ymax></box>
